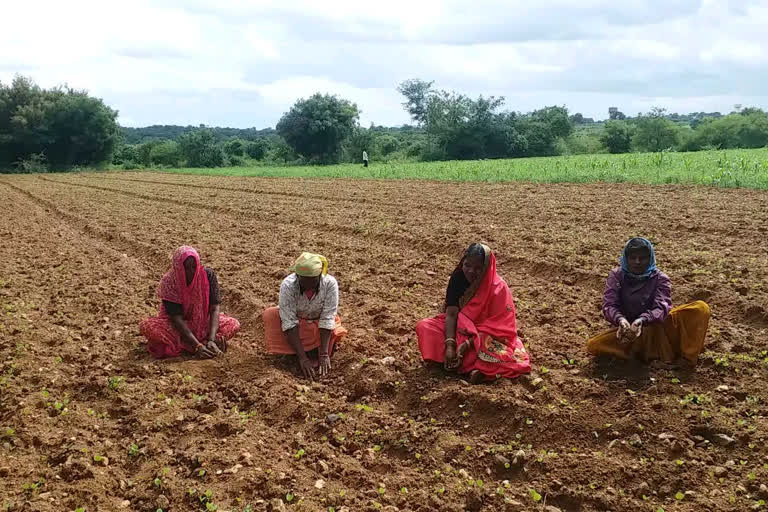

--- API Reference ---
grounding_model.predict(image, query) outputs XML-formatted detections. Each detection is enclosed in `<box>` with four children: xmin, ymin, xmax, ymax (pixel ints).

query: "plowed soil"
<box><xmin>1</xmin><ymin>172</ymin><xmax>767</xmax><ymax>512</ymax></box>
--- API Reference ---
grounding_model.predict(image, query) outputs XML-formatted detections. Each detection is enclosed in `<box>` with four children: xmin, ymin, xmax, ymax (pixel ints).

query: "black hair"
<box><xmin>625</xmin><ymin>238</ymin><xmax>651</xmax><ymax>256</ymax></box>
<box><xmin>464</xmin><ymin>243</ymin><xmax>486</xmax><ymax>261</ymax></box>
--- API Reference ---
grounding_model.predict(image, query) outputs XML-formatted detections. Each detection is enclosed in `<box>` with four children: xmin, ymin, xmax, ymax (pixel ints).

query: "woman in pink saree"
<box><xmin>416</xmin><ymin>243</ymin><xmax>531</xmax><ymax>383</ymax></box>
<box><xmin>140</xmin><ymin>246</ymin><xmax>240</xmax><ymax>359</ymax></box>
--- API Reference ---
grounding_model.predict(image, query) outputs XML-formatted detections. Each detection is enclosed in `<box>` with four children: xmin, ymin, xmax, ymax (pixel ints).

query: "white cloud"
<box><xmin>1</xmin><ymin>0</ymin><xmax>766</xmax><ymax>127</ymax></box>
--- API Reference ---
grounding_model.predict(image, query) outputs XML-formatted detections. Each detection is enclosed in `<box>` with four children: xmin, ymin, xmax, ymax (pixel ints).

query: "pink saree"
<box><xmin>416</xmin><ymin>246</ymin><xmax>531</xmax><ymax>379</ymax></box>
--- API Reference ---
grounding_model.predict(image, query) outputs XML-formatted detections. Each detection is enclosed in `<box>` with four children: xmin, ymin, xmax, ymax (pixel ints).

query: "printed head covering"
<box><xmin>620</xmin><ymin>237</ymin><xmax>657</xmax><ymax>279</ymax></box>
<box><xmin>290</xmin><ymin>252</ymin><xmax>328</xmax><ymax>277</ymax></box>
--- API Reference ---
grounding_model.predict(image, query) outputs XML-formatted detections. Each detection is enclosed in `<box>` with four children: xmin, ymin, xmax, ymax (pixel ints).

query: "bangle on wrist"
<box><xmin>194</xmin><ymin>343</ymin><xmax>203</xmax><ymax>353</ymax></box>
<box><xmin>319</xmin><ymin>352</ymin><xmax>329</xmax><ymax>357</ymax></box>
<box><xmin>444</xmin><ymin>337</ymin><xmax>456</xmax><ymax>344</ymax></box>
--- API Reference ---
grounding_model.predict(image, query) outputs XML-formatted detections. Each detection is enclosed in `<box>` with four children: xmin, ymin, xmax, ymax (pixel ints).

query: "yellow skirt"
<box><xmin>587</xmin><ymin>301</ymin><xmax>710</xmax><ymax>365</ymax></box>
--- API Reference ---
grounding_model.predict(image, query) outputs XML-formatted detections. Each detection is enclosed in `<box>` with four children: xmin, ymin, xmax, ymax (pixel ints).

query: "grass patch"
<box><xmin>140</xmin><ymin>148</ymin><xmax>768</xmax><ymax>188</ymax></box>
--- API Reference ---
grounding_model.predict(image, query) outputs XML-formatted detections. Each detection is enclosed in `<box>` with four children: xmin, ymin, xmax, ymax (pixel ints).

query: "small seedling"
<box><xmin>294</xmin><ymin>449</ymin><xmax>305</xmax><ymax>460</ymax></box>
<box><xmin>285</xmin><ymin>493</ymin><xmax>294</xmax><ymax>502</ymax></box>
<box><xmin>128</xmin><ymin>444</ymin><xmax>139</xmax><ymax>456</ymax></box>
<box><xmin>107</xmin><ymin>376</ymin><xmax>125</xmax><ymax>391</ymax></box>
<box><xmin>529</xmin><ymin>489</ymin><xmax>542</xmax><ymax>502</ymax></box>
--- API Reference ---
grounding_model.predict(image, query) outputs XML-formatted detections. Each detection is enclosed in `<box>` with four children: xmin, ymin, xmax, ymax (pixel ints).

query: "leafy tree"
<box><xmin>266</xmin><ymin>137</ymin><xmax>298</xmax><ymax>163</ymax></box>
<box><xmin>224</xmin><ymin>138</ymin><xmax>246</xmax><ymax>157</ymax></box>
<box><xmin>608</xmin><ymin>107</ymin><xmax>626</xmax><ymax>120</ymax></box>
<box><xmin>344</xmin><ymin>127</ymin><xmax>374</xmax><ymax>162</ymax></box>
<box><xmin>136</xmin><ymin>141</ymin><xmax>157</xmax><ymax>167</ymax></box>
<box><xmin>0</xmin><ymin>75</ymin><xmax>119</xmax><ymax>170</ymax></box>
<box><xmin>684</xmin><ymin>109</ymin><xmax>768</xmax><ymax>150</ymax></box>
<box><xmin>276</xmin><ymin>93</ymin><xmax>359</xmax><ymax>163</ymax></box>
<box><xmin>632</xmin><ymin>108</ymin><xmax>681</xmax><ymax>152</ymax></box>
<box><xmin>397</xmin><ymin>79</ymin><xmax>434</xmax><ymax>126</ymax></box>
<box><xmin>120</xmin><ymin>125</ymin><xmax>275</xmax><ymax>144</ymax></box>
<box><xmin>177</xmin><ymin>129</ymin><xmax>224</xmax><ymax>167</ymax></box>
<box><xmin>531</xmin><ymin>106</ymin><xmax>573</xmax><ymax>139</ymax></box>
<box><xmin>245</xmin><ymin>139</ymin><xmax>268</xmax><ymax>160</ymax></box>
<box><xmin>600</xmin><ymin>120</ymin><xmax>633</xmax><ymax>154</ymax></box>
<box><xmin>112</xmin><ymin>144</ymin><xmax>138</xmax><ymax>165</ymax></box>
<box><xmin>376</xmin><ymin>135</ymin><xmax>399</xmax><ymax>156</ymax></box>
<box><xmin>149</xmin><ymin>140</ymin><xmax>181</xmax><ymax>166</ymax></box>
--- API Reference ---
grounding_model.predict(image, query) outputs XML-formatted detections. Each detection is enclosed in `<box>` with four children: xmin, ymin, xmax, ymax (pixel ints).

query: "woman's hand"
<box><xmin>630</xmin><ymin>318</ymin><xmax>643</xmax><ymax>338</ymax></box>
<box><xmin>444</xmin><ymin>338</ymin><xmax>458</xmax><ymax>370</ymax></box>
<box><xmin>616</xmin><ymin>318</ymin><xmax>631</xmax><ymax>340</ymax></box>
<box><xmin>318</xmin><ymin>353</ymin><xmax>331</xmax><ymax>377</ymax></box>
<box><xmin>213</xmin><ymin>336</ymin><xmax>228</xmax><ymax>353</ymax></box>
<box><xmin>195</xmin><ymin>343</ymin><xmax>217</xmax><ymax>359</ymax></box>
<box><xmin>205</xmin><ymin>340</ymin><xmax>223</xmax><ymax>357</ymax></box>
<box><xmin>298</xmin><ymin>356</ymin><xmax>316</xmax><ymax>381</ymax></box>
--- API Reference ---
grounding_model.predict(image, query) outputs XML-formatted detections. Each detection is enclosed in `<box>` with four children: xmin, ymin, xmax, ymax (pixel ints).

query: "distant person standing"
<box><xmin>362</xmin><ymin>150</ymin><xmax>369</xmax><ymax>167</ymax></box>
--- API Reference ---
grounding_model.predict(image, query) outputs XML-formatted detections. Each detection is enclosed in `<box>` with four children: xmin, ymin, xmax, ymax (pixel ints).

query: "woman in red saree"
<box><xmin>140</xmin><ymin>246</ymin><xmax>240</xmax><ymax>358</ymax></box>
<box><xmin>416</xmin><ymin>243</ymin><xmax>531</xmax><ymax>383</ymax></box>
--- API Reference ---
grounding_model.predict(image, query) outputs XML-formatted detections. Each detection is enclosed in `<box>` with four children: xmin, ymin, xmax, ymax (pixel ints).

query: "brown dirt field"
<box><xmin>0</xmin><ymin>172</ymin><xmax>767</xmax><ymax>512</ymax></box>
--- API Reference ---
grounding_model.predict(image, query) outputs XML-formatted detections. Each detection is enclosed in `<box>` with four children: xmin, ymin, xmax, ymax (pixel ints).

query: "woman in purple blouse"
<box><xmin>587</xmin><ymin>237</ymin><xmax>710</xmax><ymax>368</ymax></box>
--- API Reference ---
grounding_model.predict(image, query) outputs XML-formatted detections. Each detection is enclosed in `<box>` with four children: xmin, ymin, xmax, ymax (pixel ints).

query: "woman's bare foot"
<box><xmin>650</xmin><ymin>360</ymin><xmax>678</xmax><ymax>370</ymax></box>
<box><xmin>675</xmin><ymin>357</ymin><xmax>695</xmax><ymax>371</ymax></box>
<box><xmin>469</xmin><ymin>370</ymin><xmax>485</xmax><ymax>384</ymax></box>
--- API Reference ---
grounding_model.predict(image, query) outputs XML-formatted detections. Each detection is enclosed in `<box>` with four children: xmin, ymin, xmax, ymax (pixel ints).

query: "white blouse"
<box><xmin>278</xmin><ymin>273</ymin><xmax>339</xmax><ymax>331</ymax></box>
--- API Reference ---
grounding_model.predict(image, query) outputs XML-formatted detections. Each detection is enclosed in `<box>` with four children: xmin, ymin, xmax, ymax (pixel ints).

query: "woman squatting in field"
<box><xmin>415</xmin><ymin>243</ymin><xmax>532</xmax><ymax>384</ymax></box>
<box><xmin>262</xmin><ymin>252</ymin><xmax>348</xmax><ymax>380</ymax></box>
<box><xmin>140</xmin><ymin>246</ymin><xmax>240</xmax><ymax>358</ymax></box>
<box><xmin>587</xmin><ymin>237</ymin><xmax>711</xmax><ymax>368</ymax></box>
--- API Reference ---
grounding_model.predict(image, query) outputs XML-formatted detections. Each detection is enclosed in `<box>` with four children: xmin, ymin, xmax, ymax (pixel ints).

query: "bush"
<box><xmin>177</xmin><ymin>129</ymin><xmax>224</xmax><ymax>167</ymax></box>
<box><xmin>684</xmin><ymin>110</ymin><xmax>768</xmax><ymax>150</ymax></box>
<box><xmin>227</xmin><ymin>155</ymin><xmax>245</xmax><ymax>167</ymax></box>
<box><xmin>112</xmin><ymin>144</ymin><xmax>138</xmax><ymax>166</ymax></box>
<box><xmin>149</xmin><ymin>141</ymin><xmax>181</xmax><ymax>167</ymax></box>
<box><xmin>266</xmin><ymin>138</ymin><xmax>298</xmax><ymax>163</ymax></box>
<box><xmin>11</xmin><ymin>153</ymin><xmax>48</xmax><ymax>174</ymax></box>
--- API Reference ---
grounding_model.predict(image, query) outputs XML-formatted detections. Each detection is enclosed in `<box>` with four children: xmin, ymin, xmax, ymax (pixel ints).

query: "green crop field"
<box><xmin>154</xmin><ymin>148</ymin><xmax>768</xmax><ymax>189</ymax></box>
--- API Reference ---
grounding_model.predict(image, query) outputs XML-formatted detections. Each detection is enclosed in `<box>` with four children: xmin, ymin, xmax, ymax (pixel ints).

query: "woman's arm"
<box><xmin>208</xmin><ymin>303</ymin><xmax>221</xmax><ymax>344</ymax></box>
<box><xmin>444</xmin><ymin>306</ymin><xmax>459</xmax><ymax>340</ymax></box>
<box><xmin>170</xmin><ymin>314</ymin><xmax>215</xmax><ymax>357</ymax></box>
<box><xmin>602</xmin><ymin>270</ymin><xmax>625</xmax><ymax>326</ymax></box>
<box><xmin>638</xmin><ymin>273</ymin><xmax>672</xmax><ymax>325</ymax></box>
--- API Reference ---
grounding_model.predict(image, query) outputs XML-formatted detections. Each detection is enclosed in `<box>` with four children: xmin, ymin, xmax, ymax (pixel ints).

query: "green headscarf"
<box><xmin>290</xmin><ymin>252</ymin><xmax>328</xmax><ymax>277</ymax></box>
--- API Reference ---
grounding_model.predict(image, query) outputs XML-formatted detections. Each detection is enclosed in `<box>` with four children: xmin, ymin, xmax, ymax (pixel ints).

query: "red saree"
<box><xmin>416</xmin><ymin>246</ymin><xmax>531</xmax><ymax>379</ymax></box>
<box><xmin>140</xmin><ymin>246</ymin><xmax>239</xmax><ymax>358</ymax></box>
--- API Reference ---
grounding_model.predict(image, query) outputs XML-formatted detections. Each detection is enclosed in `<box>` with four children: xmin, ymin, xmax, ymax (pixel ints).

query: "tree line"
<box><xmin>2</xmin><ymin>74</ymin><xmax>767</xmax><ymax>173</ymax></box>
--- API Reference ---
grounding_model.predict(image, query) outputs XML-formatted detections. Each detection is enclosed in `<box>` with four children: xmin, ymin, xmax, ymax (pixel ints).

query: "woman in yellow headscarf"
<box><xmin>262</xmin><ymin>252</ymin><xmax>348</xmax><ymax>380</ymax></box>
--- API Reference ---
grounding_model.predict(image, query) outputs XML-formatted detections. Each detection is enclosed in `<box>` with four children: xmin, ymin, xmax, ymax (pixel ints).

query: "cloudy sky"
<box><xmin>2</xmin><ymin>0</ymin><xmax>766</xmax><ymax>128</ymax></box>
